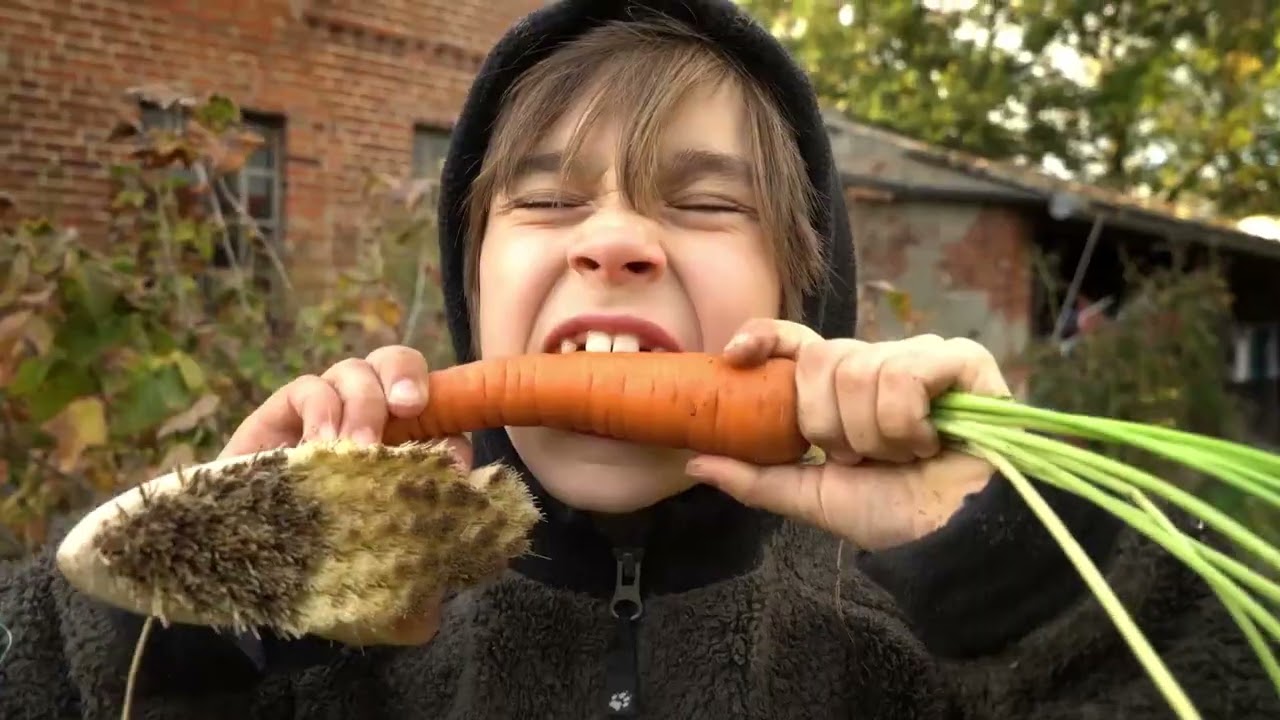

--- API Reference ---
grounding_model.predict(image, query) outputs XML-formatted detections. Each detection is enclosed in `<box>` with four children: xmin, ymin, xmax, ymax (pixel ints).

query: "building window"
<box><xmin>139</xmin><ymin>102</ymin><xmax>187</xmax><ymax>133</ymax></box>
<box><xmin>137</xmin><ymin>102</ymin><xmax>286</xmax><ymax>268</ymax></box>
<box><xmin>1229</xmin><ymin>322</ymin><xmax>1280</xmax><ymax>444</ymax></box>
<box><xmin>220</xmin><ymin>113</ymin><xmax>285</xmax><ymax>257</ymax></box>
<box><xmin>412</xmin><ymin>125</ymin><xmax>451</xmax><ymax>180</ymax></box>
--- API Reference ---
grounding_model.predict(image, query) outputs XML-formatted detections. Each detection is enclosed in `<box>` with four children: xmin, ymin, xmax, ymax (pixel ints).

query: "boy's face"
<box><xmin>475</xmin><ymin>80</ymin><xmax>782</xmax><ymax>513</ymax></box>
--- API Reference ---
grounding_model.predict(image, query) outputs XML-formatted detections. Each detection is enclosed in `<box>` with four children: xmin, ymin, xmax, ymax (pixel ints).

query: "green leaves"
<box><xmin>110</xmin><ymin>362</ymin><xmax>192</xmax><ymax>439</ymax></box>
<box><xmin>738</xmin><ymin>0</ymin><xmax>1280</xmax><ymax>217</ymax></box>
<box><xmin>12</xmin><ymin>356</ymin><xmax>96</xmax><ymax>424</ymax></box>
<box><xmin>1</xmin><ymin>89</ymin><xmax>452</xmax><ymax>558</ymax></box>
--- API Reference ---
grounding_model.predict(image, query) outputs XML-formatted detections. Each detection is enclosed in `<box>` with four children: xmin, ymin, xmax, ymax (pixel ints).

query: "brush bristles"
<box><xmin>89</xmin><ymin>440</ymin><xmax>541</xmax><ymax>640</ymax></box>
<box><xmin>94</xmin><ymin>450</ymin><xmax>327</xmax><ymax>633</ymax></box>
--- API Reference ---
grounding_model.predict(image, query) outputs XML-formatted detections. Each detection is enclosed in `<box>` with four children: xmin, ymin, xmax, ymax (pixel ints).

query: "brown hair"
<box><xmin>463</xmin><ymin>14</ymin><xmax>825</xmax><ymax>346</ymax></box>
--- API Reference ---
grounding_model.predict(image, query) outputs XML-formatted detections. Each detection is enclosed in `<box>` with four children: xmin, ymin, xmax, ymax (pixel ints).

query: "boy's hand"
<box><xmin>686</xmin><ymin>319</ymin><xmax>1010</xmax><ymax>552</ymax></box>
<box><xmin>219</xmin><ymin>345</ymin><xmax>472</xmax><ymax>468</ymax></box>
<box><xmin>218</xmin><ymin>345</ymin><xmax>473</xmax><ymax>646</ymax></box>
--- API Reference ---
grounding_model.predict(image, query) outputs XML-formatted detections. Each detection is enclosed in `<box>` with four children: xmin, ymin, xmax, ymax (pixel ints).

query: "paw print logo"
<box><xmin>609</xmin><ymin>691</ymin><xmax>632</xmax><ymax>712</ymax></box>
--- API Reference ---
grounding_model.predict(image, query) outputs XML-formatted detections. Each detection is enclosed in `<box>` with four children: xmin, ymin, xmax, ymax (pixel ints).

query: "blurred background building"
<box><xmin>2</xmin><ymin>0</ymin><xmax>543</xmax><ymax>292</ymax></box>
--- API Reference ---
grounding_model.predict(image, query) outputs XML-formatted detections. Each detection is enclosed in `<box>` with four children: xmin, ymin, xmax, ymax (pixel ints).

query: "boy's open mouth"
<box><xmin>541</xmin><ymin>314</ymin><xmax>684</xmax><ymax>354</ymax></box>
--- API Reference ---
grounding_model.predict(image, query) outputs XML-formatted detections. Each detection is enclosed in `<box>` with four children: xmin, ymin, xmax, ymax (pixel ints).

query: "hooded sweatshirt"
<box><xmin>2</xmin><ymin>2</ymin><xmax>1276</xmax><ymax>718</ymax></box>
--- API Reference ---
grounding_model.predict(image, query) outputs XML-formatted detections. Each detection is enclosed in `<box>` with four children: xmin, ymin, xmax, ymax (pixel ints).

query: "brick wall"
<box><xmin>0</xmin><ymin>0</ymin><xmax>542</xmax><ymax>293</ymax></box>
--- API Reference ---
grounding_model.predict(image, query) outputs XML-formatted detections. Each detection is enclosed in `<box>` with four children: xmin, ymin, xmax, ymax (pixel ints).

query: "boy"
<box><xmin>1</xmin><ymin>1</ymin><xmax>1273</xmax><ymax>717</ymax></box>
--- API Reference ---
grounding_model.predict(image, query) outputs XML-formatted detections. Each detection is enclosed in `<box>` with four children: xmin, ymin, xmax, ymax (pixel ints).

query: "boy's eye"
<box><xmin>512</xmin><ymin>198</ymin><xmax>582</xmax><ymax>210</ymax></box>
<box><xmin>671</xmin><ymin>201</ymin><xmax>747</xmax><ymax>214</ymax></box>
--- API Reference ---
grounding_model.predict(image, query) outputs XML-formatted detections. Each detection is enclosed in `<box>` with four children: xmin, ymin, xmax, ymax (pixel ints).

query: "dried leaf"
<box><xmin>124</xmin><ymin>83</ymin><xmax>196</xmax><ymax>112</ymax></box>
<box><xmin>40</xmin><ymin>397</ymin><xmax>108</xmax><ymax>473</ymax></box>
<box><xmin>107</xmin><ymin>119</ymin><xmax>142</xmax><ymax>142</ymax></box>
<box><xmin>156</xmin><ymin>393</ymin><xmax>220</xmax><ymax>438</ymax></box>
<box><xmin>18</xmin><ymin>284</ymin><xmax>56</xmax><ymax>308</ymax></box>
<box><xmin>0</xmin><ymin>310</ymin><xmax>47</xmax><ymax>386</ymax></box>
<box><xmin>360</xmin><ymin>295</ymin><xmax>403</xmax><ymax>331</ymax></box>
<box><xmin>135</xmin><ymin>137</ymin><xmax>198</xmax><ymax>169</ymax></box>
<box><xmin>148</xmin><ymin>443</ymin><xmax>197</xmax><ymax>478</ymax></box>
<box><xmin>21</xmin><ymin>314</ymin><xmax>53</xmax><ymax>355</ymax></box>
<box><xmin>201</xmin><ymin>127</ymin><xmax>264</xmax><ymax>174</ymax></box>
<box><xmin>0</xmin><ymin>310</ymin><xmax>32</xmax><ymax>349</ymax></box>
<box><xmin>0</xmin><ymin>251</ymin><xmax>31</xmax><ymax>306</ymax></box>
<box><xmin>20</xmin><ymin>515</ymin><xmax>48</xmax><ymax>548</ymax></box>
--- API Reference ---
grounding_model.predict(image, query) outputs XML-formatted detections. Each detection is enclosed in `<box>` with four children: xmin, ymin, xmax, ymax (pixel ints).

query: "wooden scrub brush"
<box><xmin>56</xmin><ymin>439</ymin><xmax>542</xmax><ymax>647</ymax></box>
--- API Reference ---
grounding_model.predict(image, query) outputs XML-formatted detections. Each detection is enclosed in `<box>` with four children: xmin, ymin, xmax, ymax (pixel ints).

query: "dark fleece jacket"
<box><xmin>1</xmin><ymin>1</ymin><xmax>1276</xmax><ymax>718</ymax></box>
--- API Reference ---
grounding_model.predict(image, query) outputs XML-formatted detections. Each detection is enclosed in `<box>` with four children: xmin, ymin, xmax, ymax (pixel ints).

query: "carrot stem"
<box><xmin>944</xmin><ymin>424</ymin><xmax>1280</xmax><ymax>696</ymax></box>
<box><xmin>935</xmin><ymin>393</ymin><xmax>1280</xmax><ymax>498</ymax></box>
<box><xmin>936</xmin><ymin>419</ymin><xmax>1280</xmax><ymax>573</ymax></box>
<box><xmin>965</xmin><ymin>442</ymin><xmax>1203</xmax><ymax>720</ymax></box>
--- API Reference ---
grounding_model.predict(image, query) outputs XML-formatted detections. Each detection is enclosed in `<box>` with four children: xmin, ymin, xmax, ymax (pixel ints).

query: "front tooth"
<box><xmin>610</xmin><ymin>334</ymin><xmax>640</xmax><ymax>353</ymax></box>
<box><xmin>584</xmin><ymin>330</ymin><xmax>613</xmax><ymax>352</ymax></box>
<box><xmin>559</xmin><ymin>339</ymin><xmax>578</xmax><ymax>353</ymax></box>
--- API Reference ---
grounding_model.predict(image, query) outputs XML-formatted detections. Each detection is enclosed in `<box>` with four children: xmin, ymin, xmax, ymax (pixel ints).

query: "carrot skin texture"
<box><xmin>382</xmin><ymin>352</ymin><xmax>810</xmax><ymax>465</ymax></box>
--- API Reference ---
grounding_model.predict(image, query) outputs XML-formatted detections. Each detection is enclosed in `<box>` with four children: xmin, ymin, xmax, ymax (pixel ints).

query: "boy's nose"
<box><xmin>567</xmin><ymin>233</ymin><xmax>667</xmax><ymax>286</ymax></box>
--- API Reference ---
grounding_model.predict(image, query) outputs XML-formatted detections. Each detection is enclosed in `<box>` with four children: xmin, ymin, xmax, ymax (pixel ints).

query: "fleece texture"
<box><xmin>1</xmin><ymin>515</ymin><xmax>1277</xmax><ymax>719</ymax></box>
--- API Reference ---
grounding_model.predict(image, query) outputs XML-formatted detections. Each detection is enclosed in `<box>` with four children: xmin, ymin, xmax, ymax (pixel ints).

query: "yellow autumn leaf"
<box><xmin>1224</xmin><ymin>51</ymin><xmax>1263</xmax><ymax>80</ymax></box>
<box><xmin>358</xmin><ymin>296</ymin><xmax>403</xmax><ymax>332</ymax></box>
<box><xmin>375</xmin><ymin>296</ymin><xmax>403</xmax><ymax>327</ymax></box>
<box><xmin>40</xmin><ymin>397</ymin><xmax>108</xmax><ymax>473</ymax></box>
<box><xmin>885</xmin><ymin>290</ymin><xmax>915</xmax><ymax>324</ymax></box>
<box><xmin>171</xmin><ymin>351</ymin><xmax>206</xmax><ymax>390</ymax></box>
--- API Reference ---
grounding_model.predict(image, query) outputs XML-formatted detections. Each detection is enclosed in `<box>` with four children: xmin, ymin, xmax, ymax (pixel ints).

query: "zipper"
<box><xmin>604</xmin><ymin>547</ymin><xmax>644</xmax><ymax>716</ymax></box>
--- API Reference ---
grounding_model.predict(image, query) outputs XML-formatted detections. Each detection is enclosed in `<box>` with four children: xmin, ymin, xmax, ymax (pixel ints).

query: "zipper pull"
<box><xmin>604</xmin><ymin>548</ymin><xmax>643</xmax><ymax>716</ymax></box>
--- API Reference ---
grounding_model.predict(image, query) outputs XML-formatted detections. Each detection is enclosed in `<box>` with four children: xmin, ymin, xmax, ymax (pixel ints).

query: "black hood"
<box><xmin>435</xmin><ymin>0</ymin><xmax>858</xmax><ymax>599</ymax></box>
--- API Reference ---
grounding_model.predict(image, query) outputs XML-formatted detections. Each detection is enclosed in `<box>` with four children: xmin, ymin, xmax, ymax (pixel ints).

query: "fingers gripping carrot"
<box><xmin>382</xmin><ymin>352</ymin><xmax>810</xmax><ymax>465</ymax></box>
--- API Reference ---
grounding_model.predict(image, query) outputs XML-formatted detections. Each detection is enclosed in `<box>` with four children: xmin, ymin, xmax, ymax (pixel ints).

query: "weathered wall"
<box><xmin>0</xmin><ymin>0</ymin><xmax>541</xmax><ymax>291</ymax></box>
<box><xmin>850</xmin><ymin>194</ymin><xmax>1033</xmax><ymax>364</ymax></box>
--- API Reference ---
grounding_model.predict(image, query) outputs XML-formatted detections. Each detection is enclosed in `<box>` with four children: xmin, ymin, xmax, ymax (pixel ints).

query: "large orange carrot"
<box><xmin>382</xmin><ymin>352</ymin><xmax>810</xmax><ymax>465</ymax></box>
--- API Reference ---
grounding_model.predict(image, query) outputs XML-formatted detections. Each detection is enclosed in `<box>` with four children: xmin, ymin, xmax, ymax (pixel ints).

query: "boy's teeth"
<box><xmin>559</xmin><ymin>339</ymin><xmax>578</xmax><ymax>353</ymax></box>
<box><xmin>584</xmin><ymin>330</ymin><xmax>613</xmax><ymax>352</ymax></box>
<box><xmin>610</xmin><ymin>334</ymin><xmax>640</xmax><ymax>353</ymax></box>
<box><xmin>580</xmin><ymin>330</ymin><xmax>643</xmax><ymax>353</ymax></box>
